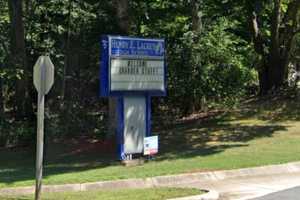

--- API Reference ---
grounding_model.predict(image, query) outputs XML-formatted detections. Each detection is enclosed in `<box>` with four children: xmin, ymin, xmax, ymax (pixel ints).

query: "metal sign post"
<box><xmin>33</xmin><ymin>56</ymin><xmax>54</xmax><ymax>200</ymax></box>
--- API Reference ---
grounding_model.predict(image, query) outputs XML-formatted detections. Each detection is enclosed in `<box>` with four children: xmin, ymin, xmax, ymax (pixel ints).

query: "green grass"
<box><xmin>0</xmin><ymin>188</ymin><xmax>201</xmax><ymax>200</ymax></box>
<box><xmin>1</xmin><ymin>97</ymin><xmax>300</xmax><ymax>188</ymax></box>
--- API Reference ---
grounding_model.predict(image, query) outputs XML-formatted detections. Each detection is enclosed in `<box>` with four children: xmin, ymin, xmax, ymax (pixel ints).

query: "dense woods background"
<box><xmin>0</xmin><ymin>0</ymin><xmax>300</xmax><ymax>148</ymax></box>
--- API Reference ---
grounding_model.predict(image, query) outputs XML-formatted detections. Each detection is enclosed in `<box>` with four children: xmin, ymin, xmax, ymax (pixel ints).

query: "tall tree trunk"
<box><xmin>249</xmin><ymin>0</ymin><xmax>300</xmax><ymax>94</ymax></box>
<box><xmin>268</xmin><ymin>0</ymin><xmax>283</xmax><ymax>89</ymax></box>
<box><xmin>267</xmin><ymin>55</ymin><xmax>285</xmax><ymax>90</ymax></box>
<box><xmin>113</xmin><ymin>0</ymin><xmax>131</xmax><ymax>34</ymax></box>
<box><xmin>108</xmin><ymin>0</ymin><xmax>131</xmax><ymax>138</ymax></box>
<box><xmin>8</xmin><ymin>0</ymin><xmax>28</xmax><ymax>118</ymax></box>
<box><xmin>58</xmin><ymin>0</ymin><xmax>74</xmax><ymax>135</ymax></box>
<box><xmin>0</xmin><ymin>66</ymin><xmax>3</xmax><ymax>115</ymax></box>
<box><xmin>190</xmin><ymin>0</ymin><xmax>203</xmax><ymax>112</ymax></box>
<box><xmin>61</xmin><ymin>0</ymin><xmax>73</xmax><ymax>104</ymax></box>
<box><xmin>191</xmin><ymin>0</ymin><xmax>202</xmax><ymax>33</ymax></box>
<box><xmin>258</xmin><ymin>60</ymin><xmax>270</xmax><ymax>95</ymax></box>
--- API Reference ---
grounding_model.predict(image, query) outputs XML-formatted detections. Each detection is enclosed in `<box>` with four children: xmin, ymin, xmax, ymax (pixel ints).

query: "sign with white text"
<box><xmin>100</xmin><ymin>36</ymin><xmax>166</xmax><ymax>96</ymax></box>
<box><xmin>110</xmin><ymin>37</ymin><xmax>165</xmax><ymax>57</ymax></box>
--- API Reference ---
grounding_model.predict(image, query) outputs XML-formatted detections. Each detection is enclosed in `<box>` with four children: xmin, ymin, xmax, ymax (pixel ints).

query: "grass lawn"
<box><xmin>0</xmin><ymin>188</ymin><xmax>201</xmax><ymax>200</ymax></box>
<box><xmin>1</xmin><ymin>97</ymin><xmax>300</xmax><ymax>188</ymax></box>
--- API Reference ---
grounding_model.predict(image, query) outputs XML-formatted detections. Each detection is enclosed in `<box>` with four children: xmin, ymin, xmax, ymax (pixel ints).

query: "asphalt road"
<box><xmin>251</xmin><ymin>186</ymin><xmax>300</xmax><ymax>200</ymax></box>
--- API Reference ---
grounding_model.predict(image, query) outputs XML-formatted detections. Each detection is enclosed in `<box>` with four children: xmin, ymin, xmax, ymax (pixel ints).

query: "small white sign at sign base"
<box><xmin>144</xmin><ymin>136</ymin><xmax>158</xmax><ymax>156</ymax></box>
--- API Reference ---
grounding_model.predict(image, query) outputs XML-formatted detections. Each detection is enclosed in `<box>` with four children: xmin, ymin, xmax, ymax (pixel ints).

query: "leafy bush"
<box><xmin>0</xmin><ymin>117</ymin><xmax>35</xmax><ymax>147</ymax></box>
<box><xmin>165</xmin><ymin>17</ymin><xmax>257</xmax><ymax>115</ymax></box>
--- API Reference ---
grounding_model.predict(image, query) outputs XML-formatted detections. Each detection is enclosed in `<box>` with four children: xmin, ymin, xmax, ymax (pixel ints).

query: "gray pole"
<box><xmin>35</xmin><ymin>92</ymin><xmax>44</xmax><ymax>200</ymax></box>
<box><xmin>33</xmin><ymin>56</ymin><xmax>54</xmax><ymax>200</ymax></box>
<box><xmin>35</xmin><ymin>60</ymin><xmax>46</xmax><ymax>200</ymax></box>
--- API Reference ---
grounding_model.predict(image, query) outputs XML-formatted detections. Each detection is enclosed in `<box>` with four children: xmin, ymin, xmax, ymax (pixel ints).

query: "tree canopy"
<box><xmin>0</xmin><ymin>0</ymin><xmax>300</xmax><ymax>147</ymax></box>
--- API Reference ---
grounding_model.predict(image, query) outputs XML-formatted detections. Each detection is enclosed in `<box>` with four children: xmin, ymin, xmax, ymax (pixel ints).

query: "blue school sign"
<box><xmin>100</xmin><ymin>36</ymin><xmax>166</xmax><ymax>160</ymax></box>
<box><xmin>101</xmin><ymin>36</ymin><xmax>166</xmax><ymax>96</ymax></box>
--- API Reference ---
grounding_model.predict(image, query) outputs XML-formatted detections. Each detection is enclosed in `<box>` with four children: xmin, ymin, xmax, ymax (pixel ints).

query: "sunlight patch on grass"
<box><xmin>1</xmin><ymin>98</ymin><xmax>300</xmax><ymax>188</ymax></box>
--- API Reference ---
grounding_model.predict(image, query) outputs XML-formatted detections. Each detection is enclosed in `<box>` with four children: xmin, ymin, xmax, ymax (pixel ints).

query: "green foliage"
<box><xmin>1</xmin><ymin>0</ymin><xmax>284</xmax><ymax>146</ymax></box>
<box><xmin>0</xmin><ymin>118</ymin><xmax>34</xmax><ymax>147</ymax></box>
<box><xmin>46</xmin><ymin>101</ymin><xmax>106</xmax><ymax>138</ymax></box>
<box><xmin>165</xmin><ymin>17</ymin><xmax>257</xmax><ymax>114</ymax></box>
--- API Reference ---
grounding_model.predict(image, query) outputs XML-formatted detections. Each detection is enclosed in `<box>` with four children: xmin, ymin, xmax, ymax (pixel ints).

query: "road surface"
<box><xmin>250</xmin><ymin>186</ymin><xmax>300</xmax><ymax>200</ymax></box>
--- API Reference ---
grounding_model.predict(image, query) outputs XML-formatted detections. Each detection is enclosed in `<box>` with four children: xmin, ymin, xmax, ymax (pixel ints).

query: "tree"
<box><xmin>0</xmin><ymin>66</ymin><xmax>3</xmax><ymax>115</ymax></box>
<box><xmin>8</xmin><ymin>0</ymin><xmax>29</xmax><ymax>117</ymax></box>
<box><xmin>107</xmin><ymin>0</ymin><xmax>131</xmax><ymax>137</ymax></box>
<box><xmin>191</xmin><ymin>0</ymin><xmax>204</xmax><ymax>112</ymax></box>
<box><xmin>191</xmin><ymin>0</ymin><xmax>202</xmax><ymax>33</ymax></box>
<box><xmin>112</xmin><ymin>0</ymin><xmax>131</xmax><ymax>34</ymax></box>
<box><xmin>0</xmin><ymin>0</ymin><xmax>10</xmax><ymax>117</ymax></box>
<box><xmin>61</xmin><ymin>0</ymin><xmax>73</xmax><ymax>103</ymax></box>
<box><xmin>248</xmin><ymin>0</ymin><xmax>300</xmax><ymax>94</ymax></box>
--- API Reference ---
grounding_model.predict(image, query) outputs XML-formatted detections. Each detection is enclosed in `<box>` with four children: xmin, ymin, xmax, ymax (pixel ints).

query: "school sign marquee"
<box><xmin>101</xmin><ymin>36</ymin><xmax>166</xmax><ymax>96</ymax></box>
<box><xmin>100</xmin><ymin>36</ymin><xmax>166</xmax><ymax>160</ymax></box>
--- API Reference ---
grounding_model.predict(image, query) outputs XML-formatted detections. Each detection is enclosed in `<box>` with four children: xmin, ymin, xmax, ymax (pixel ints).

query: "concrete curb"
<box><xmin>1</xmin><ymin>161</ymin><xmax>300</xmax><ymax>197</ymax></box>
<box><xmin>167</xmin><ymin>190</ymin><xmax>219</xmax><ymax>200</ymax></box>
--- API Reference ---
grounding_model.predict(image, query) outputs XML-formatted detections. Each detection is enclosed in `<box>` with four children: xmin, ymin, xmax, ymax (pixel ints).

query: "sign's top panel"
<box><xmin>108</xmin><ymin>36</ymin><xmax>165</xmax><ymax>58</ymax></box>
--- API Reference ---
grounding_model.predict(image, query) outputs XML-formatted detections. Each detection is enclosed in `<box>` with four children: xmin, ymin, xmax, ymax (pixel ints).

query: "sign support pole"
<box><xmin>33</xmin><ymin>56</ymin><xmax>54</xmax><ymax>200</ymax></box>
<box><xmin>35</xmin><ymin>92</ymin><xmax>44</xmax><ymax>200</ymax></box>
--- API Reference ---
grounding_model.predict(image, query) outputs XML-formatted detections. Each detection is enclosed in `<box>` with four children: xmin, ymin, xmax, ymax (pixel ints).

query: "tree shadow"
<box><xmin>237</xmin><ymin>97</ymin><xmax>300</xmax><ymax>122</ymax></box>
<box><xmin>155</xmin><ymin>119</ymin><xmax>287</xmax><ymax>161</ymax></box>
<box><xmin>0</xmin><ymin>141</ymin><xmax>119</xmax><ymax>187</ymax></box>
<box><xmin>0</xmin><ymin>98</ymin><xmax>294</xmax><ymax>187</ymax></box>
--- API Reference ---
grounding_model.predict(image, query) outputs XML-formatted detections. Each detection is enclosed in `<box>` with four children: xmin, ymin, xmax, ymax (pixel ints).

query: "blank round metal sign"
<box><xmin>33</xmin><ymin>56</ymin><xmax>54</xmax><ymax>95</ymax></box>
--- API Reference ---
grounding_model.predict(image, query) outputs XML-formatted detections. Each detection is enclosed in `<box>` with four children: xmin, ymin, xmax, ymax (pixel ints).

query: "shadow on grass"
<box><xmin>0</xmin><ymin>97</ymin><xmax>295</xmax><ymax>187</ymax></box>
<box><xmin>237</xmin><ymin>97</ymin><xmax>300</xmax><ymax>122</ymax></box>
<box><xmin>0</xmin><ymin>143</ymin><xmax>119</xmax><ymax>187</ymax></box>
<box><xmin>0</xmin><ymin>122</ymin><xmax>288</xmax><ymax>187</ymax></box>
<box><xmin>156</xmin><ymin>119</ymin><xmax>287</xmax><ymax>160</ymax></box>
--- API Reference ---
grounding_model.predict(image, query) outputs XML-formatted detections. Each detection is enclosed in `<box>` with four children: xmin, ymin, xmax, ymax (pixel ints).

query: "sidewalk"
<box><xmin>163</xmin><ymin>161</ymin><xmax>300</xmax><ymax>200</ymax></box>
<box><xmin>1</xmin><ymin>162</ymin><xmax>300</xmax><ymax>200</ymax></box>
<box><xmin>182</xmin><ymin>172</ymin><xmax>300</xmax><ymax>200</ymax></box>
